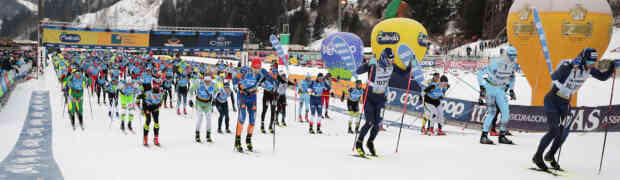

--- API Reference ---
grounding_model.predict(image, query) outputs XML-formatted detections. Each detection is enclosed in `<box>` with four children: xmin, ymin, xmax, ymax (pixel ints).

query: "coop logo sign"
<box><xmin>59</xmin><ymin>32</ymin><xmax>81</xmax><ymax>43</ymax></box>
<box><xmin>386</xmin><ymin>88</ymin><xmax>467</xmax><ymax>118</ymax></box>
<box><xmin>440</xmin><ymin>100</ymin><xmax>465</xmax><ymax>118</ymax></box>
<box><xmin>376</xmin><ymin>31</ymin><xmax>400</xmax><ymax>44</ymax></box>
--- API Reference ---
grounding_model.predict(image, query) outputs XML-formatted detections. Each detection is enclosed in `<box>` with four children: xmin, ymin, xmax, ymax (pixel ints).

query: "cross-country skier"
<box><xmin>308</xmin><ymin>73</ymin><xmax>329</xmax><ymax>134</ymax></box>
<box><xmin>422</xmin><ymin>73</ymin><xmax>449</xmax><ymax>136</ymax></box>
<box><xmin>532</xmin><ymin>48</ymin><xmax>617</xmax><ymax>171</ymax></box>
<box><xmin>64</xmin><ymin>69</ymin><xmax>90</xmax><ymax>130</ymax></box>
<box><xmin>191</xmin><ymin>75</ymin><xmax>216</xmax><ymax>143</ymax></box>
<box><xmin>162</xmin><ymin>68</ymin><xmax>174</xmax><ymax>109</ymax></box>
<box><xmin>234</xmin><ymin>59</ymin><xmax>264</xmax><ymax>152</ymax></box>
<box><xmin>140</xmin><ymin>84</ymin><xmax>164</xmax><ymax>146</ymax></box>
<box><xmin>105</xmin><ymin>79</ymin><xmax>119</xmax><ymax>122</ymax></box>
<box><xmin>355</xmin><ymin>48</ymin><xmax>394</xmax><ymax>157</ymax></box>
<box><xmin>477</xmin><ymin>45</ymin><xmax>518</xmax><ymax>145</ymax></box>
<box><xmin>119</xmin><ymin>79</ymin><xmax>139</xmax><ymax>132</ymax></box>
<box><xmin>259</xmin><ymin>63</ymin><xmax>279</xmax><ymax>133</ymax></box>
<box><xmin>297</xmin><ymin>74</ymin><xmax>312</xmax><ymax>122</ymax></box>
<box><xmin>344</xmin><ymin>80</ymin><xmax>364</xmax><ymax>134</ymax></box>
<box><xmin>322</xmin><ymin>73</ymin><xmax>333</xmax><ymax>119</ymax></box>
<box><xmin>275</xmin><ymin>72</ymin><xmax>295</xmax><ymax>127</ymax></box>
<box><xmin>176</xmin><ymin>71</ymin><xmax>191</xmax><ymax>115</ymax></box>
<box><xmin>215</xmin><ymin>73</ymin><xmax>232</xmax><ymax>133</ymax></box>
<box><xmin>95</xmin><ymin>71</ymin><xmax>107</xmax><ymax>104</ymax></box>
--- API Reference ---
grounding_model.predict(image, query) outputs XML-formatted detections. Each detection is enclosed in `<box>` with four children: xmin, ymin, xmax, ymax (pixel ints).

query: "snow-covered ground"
<box><xmin>0</xmin><ymin>53</ymin><xmax>620</xmax><ymax>180</ymax></box>
<box><xmin>0</xmin><ymin>55</ymin><xmax>619</xmax><ymax>179</ymax></box>
<box><xmin>16</xmin><ymin>0</ymin><xmax>37</xmax><ymax>12</ymax></box>
<box><xmin>74</xmin><ymin>0</ymin><xmax>163</xmax><ymax>30</ymax></box>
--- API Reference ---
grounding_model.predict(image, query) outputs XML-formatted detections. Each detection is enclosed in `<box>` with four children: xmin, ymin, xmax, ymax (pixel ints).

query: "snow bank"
<box><xmin>74</xmin><ymin>0</ymin><xmax>163</xmax><ymax>30</ymax></box>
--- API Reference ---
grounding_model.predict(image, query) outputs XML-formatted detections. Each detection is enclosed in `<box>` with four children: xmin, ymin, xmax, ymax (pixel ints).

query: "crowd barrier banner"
<box><xmin>385</xmin><ymin>87</ymin><xmax>620</xmax><ymax>132</ymax></box>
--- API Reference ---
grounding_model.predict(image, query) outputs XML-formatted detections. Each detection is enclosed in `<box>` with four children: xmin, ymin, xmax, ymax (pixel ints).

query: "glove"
<box><xmin>145</xmin><ymin>110</ymin><xmax>151</xmax><ymax>115</ymax></box>
<box><xmin>556</xmin><ymin>86</ymin><xmax>571</xmax><ymax>99</ymax></box>
<box><xmin>509</xmin><ymin>89</ymin><xmax>516</xmax><ymax>100</ymax></box>
<box><xmin>368</xmin><ymin>57</ymin><xmax>377</xmax><ymax>65</ymax></box>
<box><xmin>189</xmin><ymin>100</ymin><xmax>194</xmax><ymax>107</ymax></box>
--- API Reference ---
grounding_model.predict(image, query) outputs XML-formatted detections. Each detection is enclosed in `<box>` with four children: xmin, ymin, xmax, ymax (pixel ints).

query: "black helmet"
<box><xmin>578</xmin><ymin>48</ymin><xmax>598</xmax><ymax>66</ymax></box>
<box><xmin>355</xmin><ymin>80</ymin><xmax>362</xmax><ymax>85</ymax></box>
<box><xmin>440</xmin><ymin>75</ymin><xmax>448</xmax><ymax>82</ymax></box>
<box><xmin>317</xmin><ymin>73</ymin><xmax>323</xmax><ymax>78</ymax></box>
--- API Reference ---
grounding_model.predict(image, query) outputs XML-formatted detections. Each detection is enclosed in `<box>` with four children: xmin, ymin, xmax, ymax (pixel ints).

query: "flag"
<box><xmin>383</xmin><ymin>0</ymin><xmax>402</xmax><ymax>19</ymax></box>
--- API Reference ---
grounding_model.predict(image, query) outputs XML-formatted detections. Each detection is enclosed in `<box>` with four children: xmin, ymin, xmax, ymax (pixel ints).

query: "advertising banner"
<box><xmin>320</xmin><ymin>32</ymin><xmax>363</xmax><ymax>80</ymax></box>
<box><xmin>98</xmin><ymin>32</ymin><xmax>149</xmax><ymax>47</ymax></box>
<box><xmin>149</xmin><ymin>31</ymin><xmax>198</xmax><ymax>49</ymax></box>
<box><xmin>42</xmin><ymin>28</ymin><xmax>101</xmax><ymax>46</ymax></box>
<box><xmin>197</xmin><ymin>32</ymin><xmax>244</xmax><ymax>51</ymax></box>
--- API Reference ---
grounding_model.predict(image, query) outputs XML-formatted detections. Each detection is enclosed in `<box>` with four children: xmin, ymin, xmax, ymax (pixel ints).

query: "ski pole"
<box><xmin>352</xmin><ymin>65</ymin><xmax>374</xmax><ymax>152</ymax></box>
<box><xmin>395</xmin><ymin>66</ymin><xmax>415</xmax><ymax>153</ymax></box>
<box><xmin>272</xmin><ymin>95</ymin><xmax>277</xmax><ymax>153</ymax></box>
<box><xmin>598</xmin><ymin>70</ymin><xmax>615</xmax><ymax>174</ymax></box>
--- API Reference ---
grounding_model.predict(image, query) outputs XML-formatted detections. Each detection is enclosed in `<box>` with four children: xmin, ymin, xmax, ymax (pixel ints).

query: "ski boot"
<box><xmin>127</xmin><ymin>122</ymin><xmax>133</xmax><ymax>132</ymax></box>
<box><xmin>226</xmin><ymin>128</ymin><xmax>231</xmax><ymax>133</ymax></box>
<box><xmin>436</xmin><ymin>128</ymin><xmax>446</xmax><ymax>136</ymax></box>
<box><xmin>421</xmin><ymin>127</ymin><xmax>427</xmax><ymax>135</ymax></box>
<box><xmin>206</xmin><ymin>131</ymin><xmax>213</xmax><ymax>143</ymax></box>
<box><xmin>183</xmin><ymin>108</ymin><xmax>187</xmax><ymax>115</ymax></box>
<box><xmin>317</xmin><ymin>124</ymin><xmax>323</xmax><ymax>134</ymax></box>
<box><xmin>305</xmin><ymin>113</ymin><xmax>309</xmax><ymax>122</ymax></box>
<box><xmin>195</xmin><ymin>131</ymin><xmax>201</xmax><ymax>143</ymax></box>
<box><xmin>480</xmin><ymin>132</ymin><xmax>494</xmax><ymax>145</ymax></box>
<box><xmin>298</xmin><ymin>115</ymin><xmax>303</xmax><ymax>122</ymax></box>
<box><xmin>164</xmin><ymin>104</ymin><xmax>168</xmax><ymax>109</ymax></box>
<box><xmin>260</xmin><ymin>123</ymin><xmax>266</xmax><ymax>133</ymax></box>
<box><xmin>108</xmin><ymin>111</ymin><xmax>112</xmax><ymax>117</ymax></box>
<box><xmin>282</xmin><ymin>121</ymin><xmax>287</xmax><ymax>127</ymax></box>
<box><xmin>428</xmin><ymin>127</ymin><xmax>435</xmax><ymax>136</ymax></box>
<box><xmin>235</xmin><ymin>136</ymin><xmax>243</xmax><ymax>152</ymax></box>
<box><xmin>498</xmin><ymin>131</ymin><xmax>514</xmax><ymax>144</ymax></box>
<box><xmin>78</xmin><ymin>115</ymin><xmax>85</xmax><ymax>130</ymax></box>
<box><xmin>70</xmin><ymin>114</ymin><xmax>76</xmax><ymax>130</ymax></box>
<box><xmin>309</xmin><ymin>126</ymin><xmax>315</xmax><ymax>134</ymax></box>
<box><xmin>544</xmin><ymin>153</ymin><xmax>561</xmax><ymax>170</ymax></box>
<box><xmin>367</xmin><ymin>141</ymin><xmax>377</xmax><ymax>157</ymax></box>
<box><xmin>347</xmin><ymin>126</ymin><xmax>354</xmax><ymax>134</ymax></box>
<box><xmin>325</xmin><ymin>112</ymin><xmax>330</xmax><ymax>119</ymax></box>
<box><xmin>245</xmin><ymin>135</ymin><xmax>253</xmax><ymax>152</ymax></box>
<box><xmin>217</xmin><ymin>128</ymin><xmax>223</xmax><ymax>134</ymax></box>
<box><xmin>154</xmin><ymin>135</ymin><xmax>160</xmax><ymax>146</ymax></box>
<box><xmin>120</xmin><ymin>121</ymin><xmax>126</xmax><ymax>131</ymax></box>
<box><xmin>355</xmin><ymin>123</ymin><xmax>360</xmax><ymax>134</ymax></box>
<box><xmin>269</xmin><ymin>126</ymin><xmax>274</xmax><ymax>134</ymax></box>
<box><xmin>355</xmin><ymin>140</ymin><xmax>365</xmax><ymax>156</ymax></box>
<box><xmin>143</xmin><ymin>135</ymin><xmax>149</xmax><ymax>146</ymax></box>
<box><xmin>532</xmin><ymin>153</ymin><xmax>549</xmax><ymax>171</ymax></box>
<box><xmin>177</xmin><ymin>108</ymin><xmax>181</xmax><ymax>115</ymax></box>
